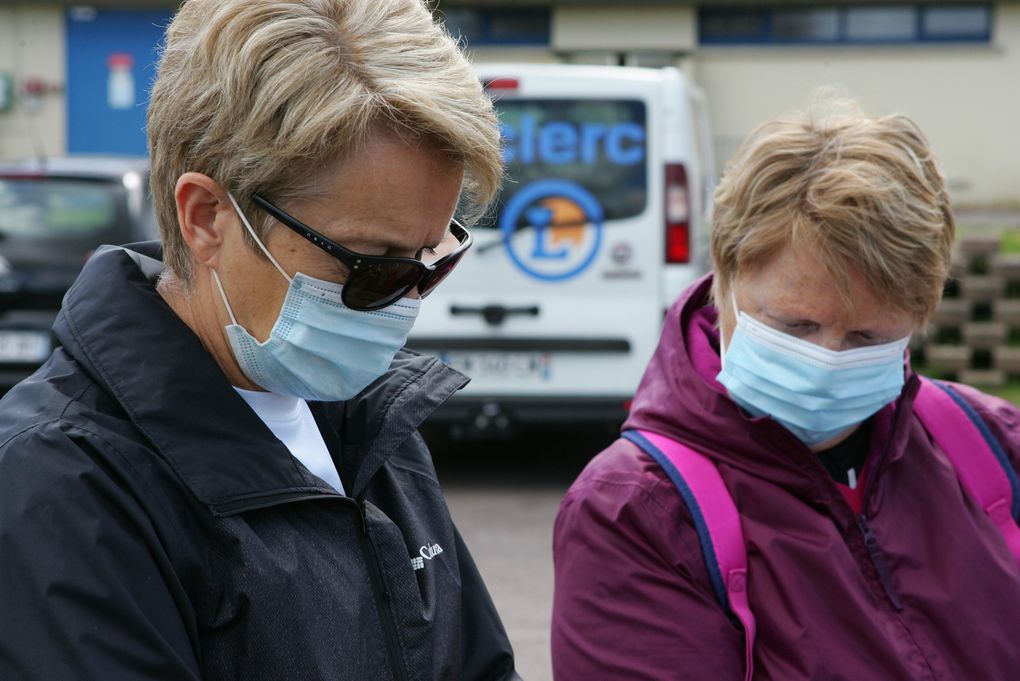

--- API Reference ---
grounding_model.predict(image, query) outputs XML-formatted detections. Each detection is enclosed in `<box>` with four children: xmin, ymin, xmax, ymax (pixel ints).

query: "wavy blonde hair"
<box><xmin>710</xmin><ymin>95</ymin><xmax>955</xmax><ymax>323</ymax></box>
<box><xmin>148</xmin><ymin>0</ymin><xmax>502</xmax><ymax>281</ymax></box>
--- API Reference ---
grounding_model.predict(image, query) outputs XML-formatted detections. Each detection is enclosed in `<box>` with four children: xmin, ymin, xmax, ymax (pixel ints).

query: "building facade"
<box><xmin>1</xmin><ymin>0</ymin><xmax>1017</xmax><ymax>207</ymax></box>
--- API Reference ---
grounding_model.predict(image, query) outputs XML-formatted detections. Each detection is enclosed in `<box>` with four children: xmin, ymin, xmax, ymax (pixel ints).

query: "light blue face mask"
<box><xmin>717</xmin><ymin>292</ymin><xmax>911</xmax><ymax>447</ymax></box>
<box><xmin>211</xmin><ymin>194</ymin><xmax>420</xmax><ymax>402</ymax></box>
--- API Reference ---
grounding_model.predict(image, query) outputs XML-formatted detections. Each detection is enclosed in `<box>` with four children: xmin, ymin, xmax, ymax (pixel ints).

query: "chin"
<box><xmin>809</xmin><ymin>426</ymin><xmax>858</xmax><ymax>452</ymax></box>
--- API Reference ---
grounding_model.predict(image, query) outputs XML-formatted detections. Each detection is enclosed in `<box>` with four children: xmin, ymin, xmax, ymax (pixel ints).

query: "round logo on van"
<box><xmin>498</xmin><ymin>179</ymin><xmax>604</xmax><ymax>282</ymax></box>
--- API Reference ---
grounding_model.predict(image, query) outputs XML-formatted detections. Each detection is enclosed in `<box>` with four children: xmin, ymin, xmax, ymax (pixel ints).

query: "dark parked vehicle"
<box><xmin>0</xmin><ymin>156</ymin><xmax>155</xmax><ymax>388</ymax></box>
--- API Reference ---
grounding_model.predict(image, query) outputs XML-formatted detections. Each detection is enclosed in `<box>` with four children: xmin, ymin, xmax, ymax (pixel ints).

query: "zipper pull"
<box><xmin>857</xmin><ymin>514</ymin><xmax>903</xmax><ymax>612</ymax></box>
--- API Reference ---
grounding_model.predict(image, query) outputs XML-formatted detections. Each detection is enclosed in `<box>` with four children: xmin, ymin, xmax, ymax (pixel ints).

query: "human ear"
<box><xmin>174</xmin><ymin>173</ymin><xmax>230</xmax><ymax>268</ymax></box>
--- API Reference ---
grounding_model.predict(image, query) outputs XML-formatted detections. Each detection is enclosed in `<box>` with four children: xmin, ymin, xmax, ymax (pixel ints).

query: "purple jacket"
<box><xmin>552</xmin><ymin>274</ymin><xmax>1020</xmax><ymax>680</ymax></box>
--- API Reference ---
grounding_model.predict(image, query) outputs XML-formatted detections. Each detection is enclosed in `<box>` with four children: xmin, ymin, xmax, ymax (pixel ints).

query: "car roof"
<box><xmin>0</xmin><ymin>155</ymin><xmax>150</xmax><ymax>179</ymax></box>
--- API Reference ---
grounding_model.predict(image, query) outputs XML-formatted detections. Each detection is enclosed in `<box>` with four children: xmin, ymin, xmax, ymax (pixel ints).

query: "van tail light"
<box><xmin>665</xmin><ymin>163</ymin><xmax>690</xmax><ymax>264</ymax></box>
<box><xmin>484</xmin><ymin>77</ymin><xmax>519</xmax><ymax>92</ymax></box>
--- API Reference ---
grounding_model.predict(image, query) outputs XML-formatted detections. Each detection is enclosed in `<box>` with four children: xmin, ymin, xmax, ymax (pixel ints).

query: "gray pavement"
<box><xmin>445</xmin><ymin>483</ymin><xmax>560</xmax><ymax>681</ymax></box>
<box><xmin>434</xmin><ymin>430</ymin><xmax>610</xmax><ymax>681</ymax></box>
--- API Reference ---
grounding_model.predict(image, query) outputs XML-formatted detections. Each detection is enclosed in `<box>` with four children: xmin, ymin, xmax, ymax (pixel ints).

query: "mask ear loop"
<box><xmin>212</xmin><ymin>193</ymin><xmax>295</xmax><ymax>328</ymax></box>
<box><xmin>720</xmin><ymin>287</ymin><xmax>740</xmax><ymax>368</ymax></box>
<box><xmin>210</xmin><ymin>269</ymin><xmax>240</xmax><ymax>326</ymax></box>
<box><xmin>226</xmin><ymin>192</ymin><xmax>293</xmax><ymax>284</ymax></box>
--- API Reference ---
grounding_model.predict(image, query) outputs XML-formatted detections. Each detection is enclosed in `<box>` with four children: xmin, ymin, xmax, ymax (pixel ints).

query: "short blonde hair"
<box><xmin>710</xmin><ymin>96</ymin><xmax>955</xmax><ymax>323</ymax></box>
<box><xmin>148</xmin><ymin>0</ymin><xmax>502</xmax><ymax>281</ymax></box>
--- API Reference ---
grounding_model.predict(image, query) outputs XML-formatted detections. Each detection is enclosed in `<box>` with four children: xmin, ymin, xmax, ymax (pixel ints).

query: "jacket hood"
<box><xmin>624</xmin><ymin>273</ymin><xmax>920</xmax><ymax>499</ymax></box>
<box><xmin>52</xmin><ymin>242</ymin><xmax>467</xmax><ymax>509</ymax></box>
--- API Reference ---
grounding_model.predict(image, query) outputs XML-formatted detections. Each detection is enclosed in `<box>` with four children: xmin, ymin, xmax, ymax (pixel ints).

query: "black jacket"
<box><xmin>0</xmin><ymin>243</ymin><xmax>521</xmax><ymax>681</ymax></box>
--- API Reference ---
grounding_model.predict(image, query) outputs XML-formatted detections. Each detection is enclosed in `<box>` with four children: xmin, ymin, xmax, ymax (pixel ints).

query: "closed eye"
<box><xmin>852</xmin><ymin>331</ymin><xmax>891</xmax><ymax>346</ymax></box>
<box><xmin>776</xmin><ymin>319</ymin><xmax>818</xmax><ymax>335</ymax></box>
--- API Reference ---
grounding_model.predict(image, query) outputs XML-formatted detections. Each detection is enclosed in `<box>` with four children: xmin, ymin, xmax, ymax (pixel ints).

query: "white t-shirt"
<box><xmin>233</xmin><ymin>387</ymin><xmax>346</xmax><ymax>495</ymax></box>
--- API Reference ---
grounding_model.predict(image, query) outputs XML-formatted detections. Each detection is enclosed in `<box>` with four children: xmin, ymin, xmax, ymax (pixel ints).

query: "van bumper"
<box><xmin>427</xmin><ymin>394</ymin><xmax>630</xmax><ymax>432</ymax></box>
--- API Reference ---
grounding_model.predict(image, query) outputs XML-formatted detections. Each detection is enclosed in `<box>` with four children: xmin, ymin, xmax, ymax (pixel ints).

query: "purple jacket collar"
<box><xmin>624</xmin><ymin>273</ymin><xmax>921</xmax><ymax>504</ymax></box>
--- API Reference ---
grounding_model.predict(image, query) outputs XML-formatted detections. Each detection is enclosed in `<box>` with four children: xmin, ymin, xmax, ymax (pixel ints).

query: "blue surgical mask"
<box><xmin>211</xmin><ymin>194</ymin><xmax>420</xmax><ymax>402</ymax></box>
<box><xmin>717</xmin><ymin>293</ymin><xmax>910</xmax><ymax>447</ymax></box>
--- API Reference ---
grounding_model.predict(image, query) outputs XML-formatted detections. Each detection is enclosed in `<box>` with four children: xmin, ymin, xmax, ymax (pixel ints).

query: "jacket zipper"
<box><xmin>214</xmin><ymin>492</ymin><xmax>411</xmax><ymax>681</ymax></box>
<box><xmin>360</xmin><ymin>502</ymin><xmax>410</xmax><ymax>681</ymax></box>
<box><xmin>856</xmin><ymin>514</ymin><xmax>903</xmax><ymax>611</ymax></box>
<box><xmin>851</xmin><ymin>395</ymin><xmax>908</xmax><ymax>612</ymax></box>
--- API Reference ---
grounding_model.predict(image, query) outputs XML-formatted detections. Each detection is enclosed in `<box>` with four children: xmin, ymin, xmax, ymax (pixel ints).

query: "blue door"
<box><xmin>66</xmin><ymin>9</ymin><xmax>173</xmax><ymax>155</ymax></box>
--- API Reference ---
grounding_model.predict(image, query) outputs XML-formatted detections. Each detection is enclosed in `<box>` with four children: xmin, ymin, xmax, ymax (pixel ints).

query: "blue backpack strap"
<box><xmin>623</xmin><ymin>430</ymin><xmax>728</xmax><ymax>610</ymax></box>
<box><xmin>623</xmin><ymin>429</ymin><xmax>756</xmax><ymax>681</ymax></box>
<box><xmin>915</xmin><ymin>378</ymin><xmax>1020</xmax><ymax>566</ymax></box>
<box><xmin>922</xmin><ymin>379</ymin><xmax>1020</xmax><ymax>519</ymax></box>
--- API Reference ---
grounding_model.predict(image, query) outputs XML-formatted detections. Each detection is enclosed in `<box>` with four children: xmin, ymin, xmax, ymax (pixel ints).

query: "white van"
<box><xmin>409</xmin><ymin>63</ymin><xmax>716</xmax><ymax>435</ymax></box>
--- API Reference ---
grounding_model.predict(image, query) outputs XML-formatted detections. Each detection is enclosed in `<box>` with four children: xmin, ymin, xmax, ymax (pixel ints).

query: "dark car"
<box><xmin>0</xmin><ymin>156</ymin><xmax>156</xmax><ymax>389</ymax></box>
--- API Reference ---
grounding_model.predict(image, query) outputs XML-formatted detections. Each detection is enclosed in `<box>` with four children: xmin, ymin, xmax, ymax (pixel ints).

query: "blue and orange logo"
<box><xmin>499</xmin><ymin>179</ymin><xmax>603</xmax><ymax>282</ymax></box>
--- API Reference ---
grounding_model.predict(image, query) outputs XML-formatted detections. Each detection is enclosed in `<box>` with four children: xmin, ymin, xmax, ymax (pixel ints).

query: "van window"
<box><xmin>487</xmin><ymin>99</ymin><xmax>647</xmax><ymax>228</ymax></box>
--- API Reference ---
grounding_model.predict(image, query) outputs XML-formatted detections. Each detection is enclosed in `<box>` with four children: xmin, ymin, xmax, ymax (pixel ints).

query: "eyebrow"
<box><xmin>766</xmin><ymin>312</ymin><xmax>817</xmax><ymax>326</ymax></box>
<box><xmin>334</xmin><ymin>219</ymin><xmax>446</xmax><ymax>252</ymax></box>
<box><xmin>363</xmin><ymin>230</ymin><xmax>446</xmax><ymax>256</ymax></box>
<box><xmin>417</xmin><ymin>225</ymin><xmax>453</xmax><ymax>253</ymax></box>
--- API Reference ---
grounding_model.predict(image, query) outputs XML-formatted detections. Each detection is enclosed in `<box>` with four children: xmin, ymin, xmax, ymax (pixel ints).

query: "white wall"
<box><xmin>0</xmin><ymin>6</ymin><xmax>66</xmax><ymax>159</ymax></box>
<box><xmin>468</xmin><ymin>6</ymin><xmax>696</xmax><ymax>66</ymax></box>
<box><xmin>552</xmin><ymin>5</ymin><xmax>696</xmax><ymax>52</ymax></box>
<box><xmin>464</xmin><ymin>46</ymin><xmax>560</xmax><ymax>64</ymax></box>
<box><xmin>4</xmin><ymin>2</ymin><xmax>1017</xmax><ymax>206</ymax></box>
<box><xmin>467</xmin><ymin>2</ymin><xmax>1020</xmax><ymax>208</ymax></box>
<box><xmin>693</xmin><ymin>4</ymin><xmax>1020</xmax><ymax>208</ymax></box>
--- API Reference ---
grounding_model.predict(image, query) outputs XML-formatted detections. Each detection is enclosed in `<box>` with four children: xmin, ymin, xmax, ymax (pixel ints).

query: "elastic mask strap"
<box><xmin>720</xmin><ymin>289</ymin><xmax>740</xmax><ymax>367</ymax></box>
<box><xmin>226</xmin><ymin>192</ymin><xmax>293</xmax><ymax>284</ymax></box>
<box><xmin>210</xmin><ymin>269</ymin><xmax>240</xmax><ymax>326</ymax></box>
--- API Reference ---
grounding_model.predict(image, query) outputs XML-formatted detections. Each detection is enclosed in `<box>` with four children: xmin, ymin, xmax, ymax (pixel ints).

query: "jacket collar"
<box><xmin>53</xmin><ymin>242</ymin><xmax>466</xmax><ymax>511</ymax></box>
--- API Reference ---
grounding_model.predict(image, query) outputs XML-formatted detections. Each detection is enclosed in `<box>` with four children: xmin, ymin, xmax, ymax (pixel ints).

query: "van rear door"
<box><xmin>410</xmin><ymin>65</ymin><xmax>687</xmax><ymax>425</ymax></box>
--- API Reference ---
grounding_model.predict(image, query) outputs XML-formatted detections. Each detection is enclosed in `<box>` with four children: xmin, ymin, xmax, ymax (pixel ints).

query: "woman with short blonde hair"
<box><xmin>148</xmin><ymin>0</ymin><xmax>503</xmax><ymax>281</ymax></box>
<box><xmin>552</xmin><ymin>97</ymin><xmax>1020</xmax><ymax>680</ymax></box>
<box><xmin>0</xmin><ymin>1</ymin><xmax>521</xmax><ymax>679</ymax></box>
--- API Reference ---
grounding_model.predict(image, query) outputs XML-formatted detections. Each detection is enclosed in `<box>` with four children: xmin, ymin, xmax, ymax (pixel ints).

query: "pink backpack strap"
<box><xmin>914</xmin><ymin>378</ymin><xmax>1020</xmax><ymax>568</ymax></box>
<box><xmin>623</xmin><ymin>429</ymin><xmax>756</xmax><ymax>681</ymax></box>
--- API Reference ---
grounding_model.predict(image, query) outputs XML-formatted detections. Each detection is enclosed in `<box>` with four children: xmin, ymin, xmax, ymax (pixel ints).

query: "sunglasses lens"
<box><xmin>418</xmin><ymin>248</ymin><xmax>467</xmax><ymax>299</ymax></box>
<box><xmin>341</xmin><ymin>222</ymin><xmax>471</xmax><ymax>309</ymax></box>
<box><xmin>418</xmin><ymin>223</ymin><xmax>470</xmax><ymax>298</ymax></box>
<box><xmin>343</xmin><ymin>260</ymin><xmax>421</xmax><ymax>310</ymax></box>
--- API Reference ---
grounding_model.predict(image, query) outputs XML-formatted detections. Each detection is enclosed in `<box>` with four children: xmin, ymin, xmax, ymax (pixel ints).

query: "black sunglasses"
<box><xmin>251</xmin><ymin>193</ymin><xmax>471</xmax><ymax>311</ymax></box>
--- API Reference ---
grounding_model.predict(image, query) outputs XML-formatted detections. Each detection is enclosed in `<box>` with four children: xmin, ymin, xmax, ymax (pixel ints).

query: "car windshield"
<box><xmin>0</xmin><ymin>177</ymin><xmax>131</xmax><ymax>267</ymax></box>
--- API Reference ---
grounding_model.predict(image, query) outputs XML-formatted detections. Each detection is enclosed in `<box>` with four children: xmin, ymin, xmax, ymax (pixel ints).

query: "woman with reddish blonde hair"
<box><xmin>552</xmin><ymin>97</ymin><xmax>1020</xmax><ymax>680</ymax></box>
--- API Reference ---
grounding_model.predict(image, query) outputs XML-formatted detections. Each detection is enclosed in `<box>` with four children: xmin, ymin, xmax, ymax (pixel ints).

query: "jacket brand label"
<box><xmin>411</xmin><ymin>542</ymin><xmax>444</xmax><ymax>571</ymax></box>
<box><xmin>420</xmin><ymin>542</ymin><xmax>443</xmax><ymax>560</ymax></box>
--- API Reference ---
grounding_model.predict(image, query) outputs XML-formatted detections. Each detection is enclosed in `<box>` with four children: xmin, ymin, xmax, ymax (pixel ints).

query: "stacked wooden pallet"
<box><xmin>919</xmin><ymin>232</ymin><xmax>1020</xmax><ymax>387</ymax></box>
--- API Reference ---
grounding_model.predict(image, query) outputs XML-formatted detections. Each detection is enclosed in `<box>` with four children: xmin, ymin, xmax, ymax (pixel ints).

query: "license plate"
<box><xmin>0</xmin><ymin>330</ymin><xmax>51</xmax><ymax>363</ymax></box>
<box><xmin>441</xmin><ymin>351</ymin><xmax>552</xmax><ymax>381</ymax></box>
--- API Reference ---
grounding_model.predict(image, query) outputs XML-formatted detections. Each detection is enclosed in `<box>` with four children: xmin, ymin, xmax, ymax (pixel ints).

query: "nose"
<box><xmin>812</xmin><ymin>331</ymin><xmax>849</xmax><ymax>353</ymax></box>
